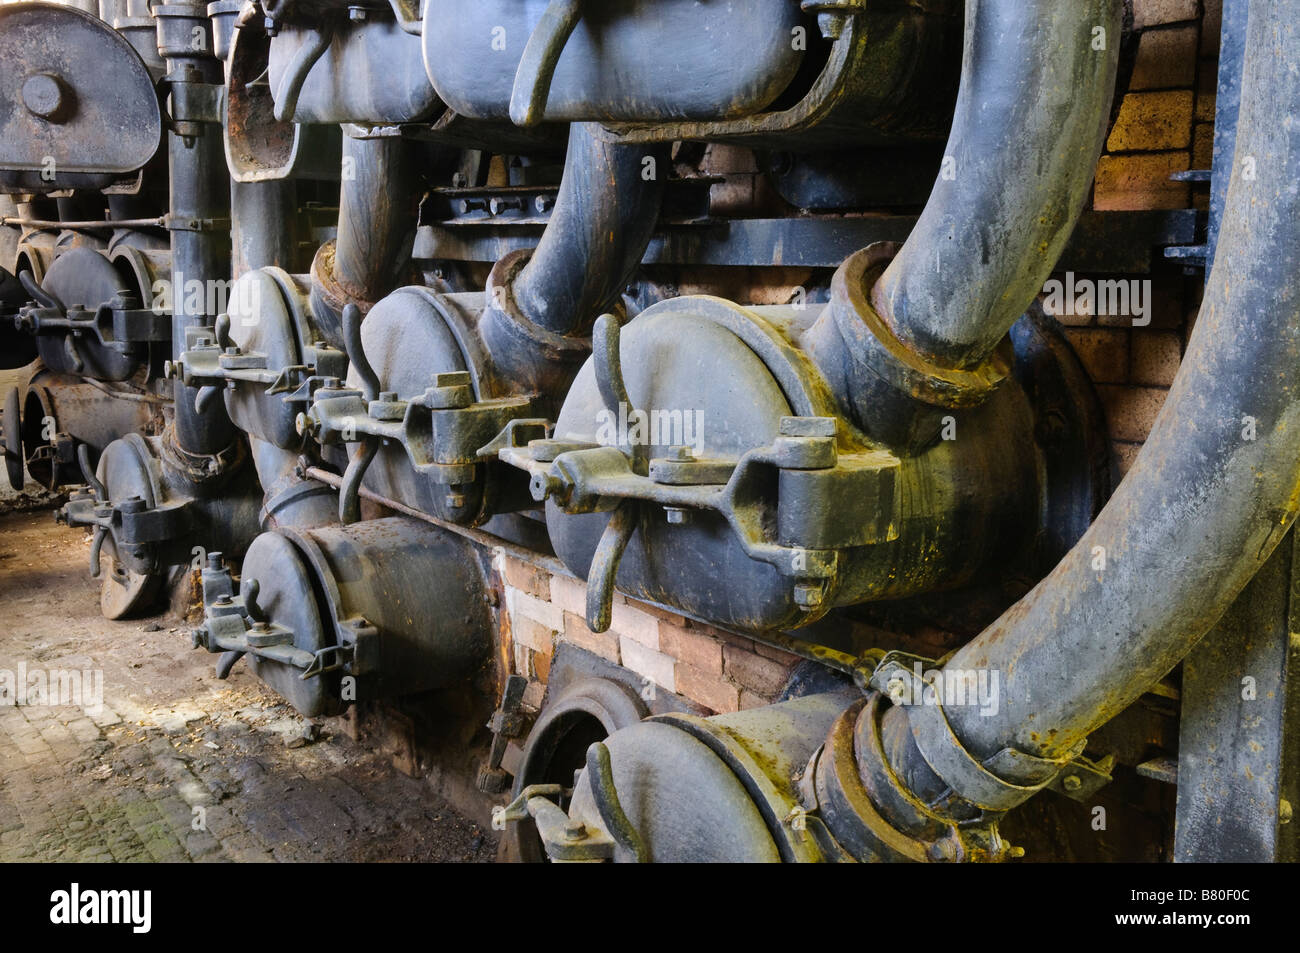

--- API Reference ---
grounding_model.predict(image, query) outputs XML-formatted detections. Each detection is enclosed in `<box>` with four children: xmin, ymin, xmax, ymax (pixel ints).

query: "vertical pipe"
<box><xmin>331</xmin><ymin>133</ymin><xmax>420</xmax><ymax>309</ymax></box>
<box><xmin>156</xmin><ymin>3</ymin><xmax>236</xmax><ymax>456</ymax></box>
<box><xmin>509</xmin><ymin>123</ymin><xmax>668</xmax><ymax>336</ymax></box>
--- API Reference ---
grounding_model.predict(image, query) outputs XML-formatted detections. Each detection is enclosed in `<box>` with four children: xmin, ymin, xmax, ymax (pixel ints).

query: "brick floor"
<box><xmin>0</xmin><ymin>510</ymin><xmax>495</xmax><ymax>863</ymax></box>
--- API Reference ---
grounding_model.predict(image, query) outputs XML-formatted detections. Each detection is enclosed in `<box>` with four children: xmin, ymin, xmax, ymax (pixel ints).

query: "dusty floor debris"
<box><xmin>0</xmin><ymin>509</ymin><xmax>495</xmax><ymax>863</ymax></box>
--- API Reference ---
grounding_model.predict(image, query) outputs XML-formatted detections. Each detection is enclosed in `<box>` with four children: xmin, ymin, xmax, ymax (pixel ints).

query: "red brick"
<box><xmin>532</xmin><ymin>646</ymin><xmax>552</xmax><ymax>683</ymax></box>
<box><xmin>722</xmin><ymin>644</ymin><xmax>793</xmax><ymax>698</ymax></box>
<box><xmin>609</xmin><ymin>600</ymin><xmax>660</xmax><ymax>649</ymax></box>
<box><xmin>512</xmin><ymin>615</ymin><xmax>556</xmax><ymax>654</ymax></box>
<box><xmin>619</xmin><ymin>636</ymin><xmax>676</xmax><ymax>692</ymax></box>
<box><xmin>562</xmin><ymin>611</ymin><xmax>620</xmax><ymax>664</ymax></box>
<box><xmin>1133</xmin><ymin>0</ymin><xmax>1199</xmax><ymax>30</ymax></box>
<box><xmin>739</xmin><ymin>690</ymin><xmax>774</xmax><ymax>711</ymax></box>
<box><xmin>1130</xmin><ymin>26</ymin><xmax>1198</xmax><ymax>90</ymax></box>
<box><xmin>1106</xmin><ymin>91</ymin><xmax>1195</xmax><ymax>152</ymax></box>
<box><xmin>549</xmin><ymin>573</ymin><xmax>587</xmax><ymax>616</ymax></box>
<box><xmin>499</xmin><ymin>555</ymin><xmax>550</xmax><ymax>600</ymax></box>
<box><xmin>1094</xmin><ymin>152</ymin><xmax>1190</xmax><ymax>210</ymax></box>
<box><xmin>1131</xmin><ymin>330</ymin><xmax>1182</xmax><ymax>386</ymax></box>
<box><xmin>1065</xmin><ymin>328</ymin><xmax>1130</xmax><ymax>384</ymax></box>
<box><xmin>752</xmin><ymin>640</ymin><xmax>800</xmax><ymax>664</ymax></box>
<box><xmin>675</xmin><ymin>663</ymin><xmax>739</xmax><ymax>714</ymax></box>
<box><xmin>1098</xmin><ymin>385</ymin><xmax>1171</xmax><ymax>443</ymax></box>
<box><xmin>658</xmin><ymin>620</ymin><xmax>724</xmax><ymax>675</ymax></box>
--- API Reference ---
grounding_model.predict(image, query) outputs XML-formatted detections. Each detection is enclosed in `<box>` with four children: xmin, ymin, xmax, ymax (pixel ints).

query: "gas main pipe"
<box><xmin>866</xmin><ymin>0</ymin><xmax>1300</xmax><ymax>828</ymax></box>
<box><xmin>870</xmin><ymin>0</ymin><xmax>1123</xmax><ymax>371</ymax></box>
<box><xmin>804</xmin><ymin>0</ymin><xmax>1122</xmax><ymax>450</ymax></box>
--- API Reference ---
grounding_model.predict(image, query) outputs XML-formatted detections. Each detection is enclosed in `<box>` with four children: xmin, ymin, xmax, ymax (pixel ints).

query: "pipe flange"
<box><xmin>484</xmin><ymin>249</ymin><xmax>607</xmax><ymax>358</ymax></box>
<box><xmin>866</xmin><ymin>651</ymin><xmax>1079</xmax><ymax>814</ymax></box>
<box><xmin>310</xmin><ymin>239</ymin><xmax>375</xmax><ymax>318</ymax></box>
<box><xmin>811</xmin><ymin>699</ymin><xmax>935</xmax><ymax>862</ymax></box>
<box><xmin>828</xmin><ymin>243</ymin><xmax>1010</xmax><ymax>410</ymax></box>
<box><xmin>160</xmin><ymin>423</ymin><xmax>247</xmax><ymax>488</ymax></box>
<box><xmin>818</xmin><ymin>695</ymin><xmax>1017</xmax><ymax>862</ymax></box>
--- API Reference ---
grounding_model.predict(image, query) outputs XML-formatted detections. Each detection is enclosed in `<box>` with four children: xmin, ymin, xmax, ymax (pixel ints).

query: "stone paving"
<box><xmin>0</xmin><ymin>509</ymin><xmax>495</xmax><ymax>863</ymax></box>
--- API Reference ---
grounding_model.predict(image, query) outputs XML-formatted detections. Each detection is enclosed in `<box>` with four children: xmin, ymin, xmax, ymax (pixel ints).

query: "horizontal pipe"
<box><xmin>0</xmin><ymin>217</ymin><xmax>166</xmax><ymax>230</ymax></box>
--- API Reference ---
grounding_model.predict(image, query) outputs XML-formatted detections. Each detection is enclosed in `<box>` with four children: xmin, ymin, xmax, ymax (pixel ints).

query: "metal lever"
<box><xmin>341</xmin><ymin>302</ymin><xmax>379</xmax><ymax>402</ymax></box>
<box><xmin>336</xmin><ymin>302</ymin><xmax>381</xmax><ymax>524</ymax></box>
<box><xmin>592</xmin><ymin>312</ymin><xmax>646</xmax><ymax>476</ymax></box>
<box><xmin>18</xmin><ymin>270</ymin><xmax>63</xmax><ymax>312</ymax></box>
<box><xmin>77</xmin><ymin>443</ymin><xmax>106</xmax><ymax>501</ymax></box>
<box><xmin>586</xmin><ymin>741</ymin><xmax>647</xmax><ymax>863</ymax></box>
<box><xmin>272</xmin><ymin>23</ymin><xmax>333</xmax><ymax>122</ymax></box>
<box><xmin>585</xmin><ymin>499</ymin><xmax>637</xmax><ymax>633</ymax></box>
<box><xmin>509</xmin><ymin>0</ymin><xmax>583</xmax><ymax>127</ymax></box>
<box><xmin>339</xmin><ymin>439</ymin><xmax>377</xmax><ymax>525</ymax></box>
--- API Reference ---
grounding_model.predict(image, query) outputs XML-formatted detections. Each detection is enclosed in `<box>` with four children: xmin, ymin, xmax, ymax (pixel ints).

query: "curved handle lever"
<box><xmin>341</xmin><ymin>302</ymin><xmax>380</xmax><ymax>403</ymax></box>
<box><xmin>88</xmin><ymin>527</ymin><xmax>105</xmax><ymax>579</ymax></box>
<box><xmin>592</xmin><ymin>313</ymin><xmax>647</xmax><ymax>476</ymax></box>
<box><xmin>18</xmin><ymin>270</ymin><xmax>63</xmax><ymax>312</ymax></box>
<box><xmin>586</xmin><ymin>741</ymin><xmax>648</xmax><ymax>863</ymax></box>
<box><xmin>509</xmin><ymin>0</ymin><xmax>583</xmax><ymax>127</ymax></box>
<box><xmin>214</xmin><ymin>312</ymin><xmax>234</xmax><ymax>351</ymax></box>
<box><xmin>585</xmin><ymin>499</ymin><xmax>637</xmax><ymax>633</ymax></box>
<box><xmin>242</xmin><ymin>577</ymin><xmax>264</xmax><ymax>623</ymax></box>
<box><xmin>216</xmin><ymin>650</ymin><xmax>246</xmax><ymax>679</ymax></box>
<box><xmin>77</xmin><ymin>443</ymin><xmax>106</xmax><ymax>501</ymax></box>
<box><xmin>272</xmin><ymin>23</ymin><xmax>333</xmax><ymax>123</ymax></box>
<box><xmin>339</xmin><ymin>438</ymin><xmax>378</xmax><ymax>524</ymax></box>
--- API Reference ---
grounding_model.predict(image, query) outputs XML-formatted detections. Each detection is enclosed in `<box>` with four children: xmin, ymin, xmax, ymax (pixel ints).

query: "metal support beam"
<box><xmin>1174</xmin><ymin>528</ymin><xmax>1300</xmax><ymax>862</ymax></box>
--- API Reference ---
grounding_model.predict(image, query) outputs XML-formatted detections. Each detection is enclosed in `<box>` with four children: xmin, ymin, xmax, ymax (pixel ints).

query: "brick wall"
<box><xmin>498</xmin><ymin>553</ymin><xmax>801</xmax><ymax>716</ymax></box>
<box><xmin>1059</xmin><ymin>0</ymin><xmax>1217</xmax><ymax>478</ymax></box>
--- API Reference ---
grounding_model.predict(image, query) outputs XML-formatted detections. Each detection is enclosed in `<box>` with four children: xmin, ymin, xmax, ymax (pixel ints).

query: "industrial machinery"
<box><xmin>1</xmin><ymin>0</ymin><xmax>1295</xmax><ymax>864</ymax></box>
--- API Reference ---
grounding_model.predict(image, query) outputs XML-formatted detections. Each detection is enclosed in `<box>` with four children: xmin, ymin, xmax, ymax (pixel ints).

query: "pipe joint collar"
<box><xmin>865</xmin><ymin>652</ymin><xmax>1078</xmax><ymax>814</ymax></box>
<box><xmin>828</xmin><ymin>243</ymin><xmax>1011</xmax><ymax>411</ymax></box>
<box><xmin>484</xmin><ymin>248</ymin><xmax>611</xmax><ymax>356</ymax></box>
<box><xmin>811</xmin><ymin>697</ymin><xmax>1014</xmax><ymax>862</ymax></box>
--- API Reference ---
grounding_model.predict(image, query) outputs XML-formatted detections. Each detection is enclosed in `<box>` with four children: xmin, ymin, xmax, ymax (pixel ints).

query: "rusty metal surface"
<box><xmin>0</xmin><ymin>3</ymin><xmax>162</xmax><ymax>187</ymax></box>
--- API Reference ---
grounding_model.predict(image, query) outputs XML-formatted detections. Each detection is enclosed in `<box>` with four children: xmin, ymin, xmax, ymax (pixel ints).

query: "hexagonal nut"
<box><xmin>793</xmin><ymin>582</ymin><xmax>825</xmax><ymax>608</ymax></box>
<box><xmin>368</xmin><ymin>398</ymin><xmax>406</xmax><ymax>422</ymax></box>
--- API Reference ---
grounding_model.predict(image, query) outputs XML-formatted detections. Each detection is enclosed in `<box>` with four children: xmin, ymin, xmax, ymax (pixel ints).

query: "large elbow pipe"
<box><xmin>478</xmin><ymin>124</ymin><xmax>668</xmax><ymax>410</ymax></box>
<box><xmin>504</xmin><ymin>123</ymin><xmax>668</xmax><ymax>338</ymax></box>
<box><xmin>872</xmin><ymin>0</ymin><xmax>1121</xmax><ymax>370</ymax></box>
<box><xmin>311</xmin><ymin>133</ymin><xmax>421</xmax><ymax>348</ymax></box>
<box><xmin>846</xmin><ymin>0</ymin><xmax>1300</xmax><ymax>855</ymax></box>
<box><xmin>806</xmin><ymin>0</ymin><xmax>1120</xmax><ymax>450</ymax></box>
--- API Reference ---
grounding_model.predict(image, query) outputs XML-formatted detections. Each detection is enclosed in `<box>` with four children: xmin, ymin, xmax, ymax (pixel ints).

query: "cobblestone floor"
<box><xmin>0</xmin><ymin>509</ymin><xmax>495</xmax><ymax>862</ymax></box>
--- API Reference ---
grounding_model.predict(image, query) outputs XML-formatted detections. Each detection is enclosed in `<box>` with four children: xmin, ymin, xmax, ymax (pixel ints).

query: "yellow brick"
<box><xmin>1094</xmin><ymin>152</ymin><xmax>1190</xmax><ymax>211</ymax></box>
<box><xmin>1107</xmin><ymin>91</ymin><xmax>1195</xmax><ymax>152</ymax></box>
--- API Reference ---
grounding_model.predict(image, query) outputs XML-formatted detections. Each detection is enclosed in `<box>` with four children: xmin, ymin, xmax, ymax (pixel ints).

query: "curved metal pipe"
<box><xmin>311</xmin><ymin>133</ymin><xmax>421</xmax><ymax>348</ymax></box>
<box><xmin>871</xmin><ymin>0</ymin><xmax>1300</xmax><ymax>824</ymax></box>
<box><xmin>509</xmin><ymin>123</ymin><xmax>668</xmax><ymax>337</ymax></box>
<box><xmin>870</xmin><ymin>0</ymin><xmax>1121</xmax><ymax>372</ymax></box>
<box><xmin>333</xmin><ymin>134</ymin><xmax>421</xmax><ymax>310</ymax></box>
